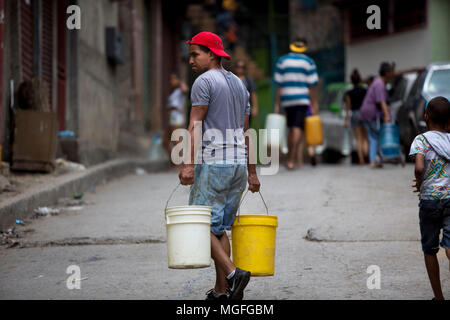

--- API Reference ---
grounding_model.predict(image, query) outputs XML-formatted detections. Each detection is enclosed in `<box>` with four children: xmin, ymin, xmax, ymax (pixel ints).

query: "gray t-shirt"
<box><xmin>191</xmin><ymin>68</ymin><xmax>250</xmax><ymax>164</ymax></box>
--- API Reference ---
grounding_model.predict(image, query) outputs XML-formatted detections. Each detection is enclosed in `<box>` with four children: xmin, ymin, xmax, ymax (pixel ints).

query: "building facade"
<box><xmin>0</xmin><ymin>0</ymin><xmax>186</xmax><ymax>167</ymax></box>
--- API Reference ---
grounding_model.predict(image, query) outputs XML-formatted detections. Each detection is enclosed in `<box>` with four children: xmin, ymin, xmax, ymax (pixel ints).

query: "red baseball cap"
<box><xmin>187</xmin><ymin>32</ymin><xmax>231</xmax><ymax>60</ymax></box>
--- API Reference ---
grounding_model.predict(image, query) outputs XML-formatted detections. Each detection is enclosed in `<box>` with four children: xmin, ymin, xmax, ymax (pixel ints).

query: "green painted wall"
<box><xmin>430</xmin><ymin>0</ymin><xmax>450</xmax><ymax>62</ymax></box>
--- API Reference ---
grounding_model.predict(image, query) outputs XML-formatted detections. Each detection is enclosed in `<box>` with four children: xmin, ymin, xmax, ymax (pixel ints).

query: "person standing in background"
<box><xmin>344</xmin><ymin>69</ymin><xmax>368</xmax><ymax>165</ymax></box>
<box><xmin>234</xmin><ymin>60</ymin><xmax>259</xmax><ymax>124</ymax></box>
<box><xmin>163</xmin><ymin>73</ymin><xmax>188</xmax><ymax>163</ymax></box>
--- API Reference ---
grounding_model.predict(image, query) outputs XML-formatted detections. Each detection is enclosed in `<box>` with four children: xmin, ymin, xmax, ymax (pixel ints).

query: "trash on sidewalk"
<box><xmin>34</xmin><ymin>206</ymin><xmax>60</xmax><ymax>217</ymax></box>
<box><xmin>135</xmin><ymin>168</ymin><xmax>147</xmax><ymax>176</ymax></box>
<box><xmin>57</xmin><ymin>196</ymin><xmax>93</xmax><ymax>211</ymax></box>
<box><xmin>0</xmin><ymin>175</ymin><xmax>13</xmax><ymax>193</ymax></box>
<box><xmin>73</xmin><ymin>193</ymin><xmax>84</xmax><ymax>200</ymax></box>
<box><xmin>55</xmin><ymin>158</ymin><xmax>86</xmax><ymax>174</ymax></box>
<box><xmin>62</xmin><ymin>206</ymin><xmax>84</xmax><ymax>212</ymax></box>
<box><xmin>15</xmin><ymin>219</ymin><xmax>25</xmax><ymax>226</ymax></box>
<box><xmin>0</xmin><ymin>227</ymin><xmax>20</xmax><ymax>248</ymax></box>
<box><xmin>57</xmin><ymin>197</ymin><xmax>85</xmax><ymax>205</ymax></box>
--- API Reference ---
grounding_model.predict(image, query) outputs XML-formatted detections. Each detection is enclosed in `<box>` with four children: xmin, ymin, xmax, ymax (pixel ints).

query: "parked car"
<box><xmin>388</xmin><ymin>72</ymin><xmax>419</xmax><ymax>122</ymax></box>
<box><xmin>397</xmin><ymin>62</ymin><xmax>450</xmax><ymax>154</ymax></box>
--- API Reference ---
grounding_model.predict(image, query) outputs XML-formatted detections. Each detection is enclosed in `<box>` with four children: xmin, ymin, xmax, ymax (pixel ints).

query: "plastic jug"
<box><xmin>379</xmin><ymin>123</ymin><xmax>400</xmax><ymax>159</ymax></box>
<box><xmin>264</xmin><ymin>114</ymin><xmax>287</xmax><ymax>151</ymax></box>
<box><xmin>305</xmin><ymin>115</ymin><xmax>323</xmax><ymax>146</ymax></box>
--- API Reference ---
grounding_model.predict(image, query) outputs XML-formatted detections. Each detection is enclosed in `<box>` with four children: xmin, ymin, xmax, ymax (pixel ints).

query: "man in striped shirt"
<box><xmin>274</xmin><ymin>38</ymin><xmax>319</xmax><ymax>170</ymax></box>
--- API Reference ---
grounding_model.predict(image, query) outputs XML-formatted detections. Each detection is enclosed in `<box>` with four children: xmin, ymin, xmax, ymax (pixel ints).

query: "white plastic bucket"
<box><xmin>165</xmin><ymin>186</ymin><xmax>212</xmax><ymax>269</ymax></box>
<box><xmin>264</xmin><ymin>113</ymin><xmax>288</xmax><ymax>154</ymax></box>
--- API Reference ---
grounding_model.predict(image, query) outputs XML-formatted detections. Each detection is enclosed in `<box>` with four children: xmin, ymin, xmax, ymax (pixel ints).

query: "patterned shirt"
<box><xmin>409</xmin><ymin>131</ymin><xmax>450</xmax><ymax>200</ymax></box>
<box><xmin>274</xmin><ymin>53</ymin><xmax>318</xmax><ymax>107</ymax></box>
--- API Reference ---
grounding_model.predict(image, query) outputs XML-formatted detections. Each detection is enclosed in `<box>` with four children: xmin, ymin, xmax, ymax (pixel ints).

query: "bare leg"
<box><xmin>307</xmin><ymin>145</ymin><xmax>315</xmax><ymax>165</ymax></box>
<box><xmin>424</xmin><ymin>253</ymin><xmax>445</xmax><ymax>300</ymax></box>
<box><xmin>297</xmin><ymin>132</ymin><xmax>304</xmax><ymax>168</ymax></box>
<box><xmin>446</xmin><ymin>248</ymin><xmax>450</xmax><ymax>272</ymax></box>
<box><xmin>213</xmin><ymin>233</ymin><xmax>232</xmax><ymax>293</ymax></box>
<box><xmin>287</xmin><ymin>127</ymin><xmax>301</xmax><ymax>169</ymax></box>
<box><xmin>361</xmin><ymin>126</ymin><xmax>369</xmax><ymax>158</ymax></box>
<box><xmin>354</xmin><ymin>126</ymin><xmax>365</xmax><ymax>165</ymax></box>
<box><xmin>211</xmin><ymin>232</ymin><xmax>235</xmax><ymax>293</ymax></box>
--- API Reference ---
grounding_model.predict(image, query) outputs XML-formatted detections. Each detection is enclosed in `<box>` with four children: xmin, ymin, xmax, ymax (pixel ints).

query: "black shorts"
<box><xmin>419</xmin><ymin>199</ymin><xmax>450</xmax><ymax>255</ymax></box>
<box><xmin>284</xmin><ymin>105</ymin><xmax>309</xmax><ymax>129</ymax></box>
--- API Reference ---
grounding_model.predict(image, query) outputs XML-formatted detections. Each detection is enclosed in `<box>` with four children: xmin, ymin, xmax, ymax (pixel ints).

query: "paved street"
<box><xmin>0</xmin><ymin>163</ymin><xmax>449</xmax><ymax>300</ymax></box>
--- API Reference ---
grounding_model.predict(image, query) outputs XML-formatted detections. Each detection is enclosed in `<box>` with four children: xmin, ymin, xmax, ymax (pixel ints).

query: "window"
<box><xmin>425</xmin><ymin>68</ymin><xmax>450</xmax><ymax>94</ymax></box>
<box><xmin>392</xmin><ymin>0</ymin><xmax>427</xmax><ymax>32</ymax></box>
<box><xmin>342</xmin><ymin>0</ymin><xmax>427</xmax><ymax>43</ymax></box>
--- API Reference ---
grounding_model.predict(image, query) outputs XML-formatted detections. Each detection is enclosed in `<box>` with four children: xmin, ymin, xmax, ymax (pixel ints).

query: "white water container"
<box><xmin>165</xmin><ymin>205</ymin><xmax>212</xmax><ymax>269</ymax></box>
<box><xmin>264</xmin><ymin>114</ymin><xmax>288</xmax><ymax>154</ymax></box>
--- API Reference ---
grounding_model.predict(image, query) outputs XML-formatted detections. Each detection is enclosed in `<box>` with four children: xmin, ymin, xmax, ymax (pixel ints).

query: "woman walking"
<box><xmin>344</xmin><ymin>69</ymin><xmax>369</xmax><ymax>165</ymax></box>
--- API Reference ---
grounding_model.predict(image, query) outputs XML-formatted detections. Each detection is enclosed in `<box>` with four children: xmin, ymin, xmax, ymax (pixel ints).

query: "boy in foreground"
<box><xmin>409</xmin><ymin>96</ymin><xmax>450</xmax><ymax>300</ymax></box>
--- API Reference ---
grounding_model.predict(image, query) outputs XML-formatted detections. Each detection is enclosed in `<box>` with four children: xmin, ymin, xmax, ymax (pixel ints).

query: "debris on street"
<box><xmin>34</xmin><ymin>207</ymin><xmax>60</xmax><ymax>217</ymax></box>
<box><xmin>0</xmin><ymin>227</ymin><xmax>20</xmax><ymax>248</ymax></box>
<box><xmin>54</xmin><ymin>158</ymin><xmax>86</xmax><ymax>174</ymax></box>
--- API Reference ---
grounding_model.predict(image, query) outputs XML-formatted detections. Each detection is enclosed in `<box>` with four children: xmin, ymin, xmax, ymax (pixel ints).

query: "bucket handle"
<box><xmin>237</xmin><ymin>190</ymin><xmax>269</xmax><ymax>220</ymax></box>
<box><xmin>165</xmin><ymin>183</ymin><xmax>182</xmax><ymax>212</ymax></box>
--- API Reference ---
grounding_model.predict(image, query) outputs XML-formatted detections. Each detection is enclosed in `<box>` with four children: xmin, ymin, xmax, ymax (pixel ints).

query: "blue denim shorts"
<box><xmin>189</xmin><ymin>163</ymin><xmax>247</xmax><ymax>236</ymax></box>
<box><xmin>418</xmin><ymin>199</ymin><xmax>450</xmax><ymax>255</ymax></box>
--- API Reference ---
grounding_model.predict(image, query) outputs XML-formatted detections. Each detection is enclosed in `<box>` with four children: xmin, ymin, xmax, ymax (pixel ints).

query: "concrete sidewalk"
<box><xmin>0</xmin><ymin>158</ymin><xmax>170</xmax><ymax>231</ymax></box>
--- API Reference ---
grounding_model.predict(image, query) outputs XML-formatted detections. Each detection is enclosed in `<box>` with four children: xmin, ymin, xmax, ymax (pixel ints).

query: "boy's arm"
<box><xmin>413</xmin><ymin>153</ymin><xmax>425</xmax><ymax>193</ymax></box>
<box><xmin>179</xmin><ymin>106</ymin><xmax>208</xmax><ymax>185</ymax></box>
<box><xmin>245</xmin><ymin>114</ymin><xmax>260</xmax><ymax>193</ymax></box>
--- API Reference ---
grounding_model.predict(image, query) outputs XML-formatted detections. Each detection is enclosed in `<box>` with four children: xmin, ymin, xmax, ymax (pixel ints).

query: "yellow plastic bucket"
<box><xmin>231</xmin><ymin>192</ymin><xmax>278</xmax><ymax>276</ymax></box>
<box><xmin>305</xmin><ymin>115</ymin><xmax>323</xmax><ymax>146</ymax></box>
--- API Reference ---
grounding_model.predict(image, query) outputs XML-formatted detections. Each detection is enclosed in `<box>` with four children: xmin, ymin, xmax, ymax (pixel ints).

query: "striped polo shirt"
<box><xmin>274</xmin><ymin>53</ymin><xmax>319</xmax><ymax>107</ymax></box>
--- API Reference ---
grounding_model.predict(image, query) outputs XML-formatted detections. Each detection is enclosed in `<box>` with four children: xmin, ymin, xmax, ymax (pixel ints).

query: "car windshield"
<box><xmin>425</xmin><ymin>68</ymin><xmax>450</xmax><ymax>94</ymax></box>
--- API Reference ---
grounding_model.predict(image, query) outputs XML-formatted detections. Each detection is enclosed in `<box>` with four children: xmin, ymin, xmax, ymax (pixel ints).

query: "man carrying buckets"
<box><xmin>179</xmin><ymin>31</ymin><xmax>261</xmax><ymax>300</ymax></box>
<box><xmin>273</xmin><ymin>37</ymin><xmax>319</xmax><ymax>170</ymax></box>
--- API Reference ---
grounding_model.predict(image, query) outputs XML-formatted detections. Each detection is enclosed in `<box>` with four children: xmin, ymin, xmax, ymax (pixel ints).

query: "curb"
<box><xmin>0</xmin><ymin>158</ymin><xmax>171</xmax><ymax>231</ymax></box>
